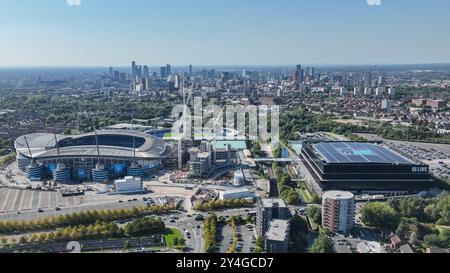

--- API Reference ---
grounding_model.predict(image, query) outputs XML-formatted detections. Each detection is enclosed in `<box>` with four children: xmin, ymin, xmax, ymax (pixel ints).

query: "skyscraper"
<box><xmin>189</xmin><ymin>64</ymin><xmax>193</xmax><ymax>76</ymax></box>
<box><xmin>160</xmin><ymin>66</ymin><xmax>167</xmax><ymax>78</ymax></box>
<box><xmin>137</xmin><ymin>65</ymin><xmax>142</xmax><ymax>79</ymax></box>
<box><xmin>309</xmin><ymin>67</ymin><xmax>315</xmax><ymax>77</ymax></box>
<box><xmin>131</xmin><ymin>61</ymin><xmax>137</xmax><ymax>78</ymax></box>
<box><xmin>166</xmin><ymin>64</ymin><xmax>172</xmax><ymax>76</ymax></box>
<box><xmin>143</xmin><ymin>65</ymin><xmax>150</xmax><ymax>78</ymax></box>
<box><xmin>296</xmin><ymin>64</ymin><xmax>303</xmax><ymax>83</ymax></box>
<box><xmin>174</xmin><ymin>74</ymin><xmax>182</xmax><ymax>90</ymax></box>
<box><xmin>364</xmin><ymin>71</ymin><xmax>372</xmax><ymax>87</ymax></box>
<box><xmin>109</xmin><ymin>67</ymin><xmax>114</xmax><ymax>79</ymax></box>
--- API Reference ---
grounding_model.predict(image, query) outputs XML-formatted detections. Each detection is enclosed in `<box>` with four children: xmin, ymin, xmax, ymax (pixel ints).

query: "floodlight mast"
<box><xmin>23</xmin><ymin>136</ymin><xmax>33</xmax><ymax>162</ymax></box>
<box><xmin>53</xmin><ymin>134</ymin><xmax>61</xmax><ymax>164</ymax></box>
<box><xmin>95</xmin><ymin>131</ymin><xmax>101</xmax><ymax>163</ymax></box>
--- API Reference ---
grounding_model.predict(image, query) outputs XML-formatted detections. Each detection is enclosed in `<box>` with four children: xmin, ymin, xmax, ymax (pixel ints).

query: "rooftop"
<box><xmin>214</xmin><ymin>140</ymin><xmax>247</xmax><ymax>150</ymax></box>
<box><xmin>312</xmin><ymin>142</ymin><xmax>414</xmax><ymax>164</ymax></box>
<box><xmin>266</xmin><ymin>219</ymin><xmax>290</xmax><ymax>242</ymax></box>
<box><xmin>260</xmin><ymin>198</ymin><xmax>287</xmax><ymax>209</ymax></box>
<box><xmin>15</xmin><ymin>130</ymin><xmax>167</xmax><ymax>159</ymax></box>
<box><xmin>323</xmin><ymin>190</ymin><xmax>355</xmax><ymax>200</ymax></box>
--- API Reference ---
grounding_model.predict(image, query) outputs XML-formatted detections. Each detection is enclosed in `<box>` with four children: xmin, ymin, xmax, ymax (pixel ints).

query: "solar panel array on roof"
<box><xmin>312</xmin><ymin>142</ymin><xmax>412</xmax><ymax>164</ymax></box>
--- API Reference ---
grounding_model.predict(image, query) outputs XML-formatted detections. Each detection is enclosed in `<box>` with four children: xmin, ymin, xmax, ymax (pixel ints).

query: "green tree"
<box><xmin>361</xmin><ymin>202</ymin><xmax>400</xmax><ymax>233</ymax></box>
<box><xmin>308</xmin><ymin>205</ymin><xmax>322</xmax><ymax>225</ymax></box>
<box><xmin>254</xmin><ymin>237</ymin><xmax>265</xmax><ymax>253</ymax></box>
<box><xmin>289</xmin><ymin>213</ymin><xmax>309</xmax><ymax>252</ymax></box>
<box><xmin>310</xmin><ymin>229</ymin><xmax>334</xmax><ymax>253</ymax></box>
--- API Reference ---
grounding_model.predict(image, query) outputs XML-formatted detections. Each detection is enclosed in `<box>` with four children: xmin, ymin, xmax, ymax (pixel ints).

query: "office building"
<box><xmin>143</xmin><ymin>65</ymin><xmax>150</xmax><ymax>78</ymax></box>
<box><xmin>161</xmin><ymin>66</ymin><xmax>167</xmax><ymax>78</ymax></box>
<box><xmin>322</xmin><ymin>191</ymin><xmax>355</xmax><ymax>234</ymax></box>
<box><xmin>114</xmin><ymin>176</ymin><xmax>143</xmax><ymax>193</ymax></box>
<box><xmin>109</xmin><ymin>67</ymin><xmax>114</xmax><ymax>78</ymax></box>
<box><xmin>296</xmin><ymin>64</ymin><xmax>303</xmax><ymax>83</ymax></box>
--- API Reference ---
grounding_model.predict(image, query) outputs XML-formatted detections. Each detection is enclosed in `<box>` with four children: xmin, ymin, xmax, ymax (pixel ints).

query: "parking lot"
<box><xmin>359</xmin><ymin>133</ymin><xmax>450</xmax><ymax>181</ymax></box>
<box><xmin>0</xmin><ymin>188</ymin><xmax>82</xmax><ymax>213</ymax></box>
<box><xmin>218</xmin><ymin>222</ymin><xmax>257</xmax><ymax>253</ymax></box>
<box><xmin>386</xmin><ymin>141</ymin><xmax>450</xmax><ymax>181</ymax></box>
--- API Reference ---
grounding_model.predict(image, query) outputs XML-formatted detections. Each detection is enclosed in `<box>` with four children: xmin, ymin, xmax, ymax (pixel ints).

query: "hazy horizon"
<box><xmin>1</xmin><ymin>0</ymin><xmax>450</xmax><ymax>66</ymax></box>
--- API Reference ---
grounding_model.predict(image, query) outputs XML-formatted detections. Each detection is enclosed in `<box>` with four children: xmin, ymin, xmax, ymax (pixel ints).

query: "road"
<box><xmin>0</xmin><ymin>236</ymin><xmax>163</xmax><ymax>253</ymax></box>
<box><xmin>287</xmin><ymin>147</ymin><xmax>323</xmax><ymax>196</ymax></box>
<box><xmin>0</xmin><ymin>196</ymin><xmax>184</xmax><ymax>222</ymax></box>
<box><xmin>162</xmin><ymin>211</ymin><xmax>205</xmax><ymax>253</ymax></box>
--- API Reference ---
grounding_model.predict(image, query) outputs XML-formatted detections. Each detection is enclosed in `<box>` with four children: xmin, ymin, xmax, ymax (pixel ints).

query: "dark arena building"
<box><xmin>15</xmin><ymin>130</ymin><xmax>169</xmax><ymax>183</ymax></box>
<box><xmin>300</xmin><ymin>141</ymin><xmax>434</xmax><ymax>193</ymax></box>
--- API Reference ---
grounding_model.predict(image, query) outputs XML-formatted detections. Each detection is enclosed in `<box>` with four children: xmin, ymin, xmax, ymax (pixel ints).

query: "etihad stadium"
<box><xmin>14</xmin><ymin>130</ymin><xmax>169</xmax><ymax>183</ymax></box>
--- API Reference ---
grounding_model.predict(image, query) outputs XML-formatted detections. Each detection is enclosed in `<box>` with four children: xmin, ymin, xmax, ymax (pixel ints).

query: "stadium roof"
<box><xmin>15</xmin><ymin>130</ymin><xmax>167</xmax><ymax>160</ymax></box>
<box><xmin>312</xmin><ymin>142</ymin><xmax>413</xmax><ymax>164</ymax></box>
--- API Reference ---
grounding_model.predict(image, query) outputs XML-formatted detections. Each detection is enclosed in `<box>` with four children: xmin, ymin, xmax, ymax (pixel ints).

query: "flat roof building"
<box><xmin>300</xmin><ymin>141</ymin><xmax>434</xmax><ymax>193</ymax></box>
<box><xmin>114</xmin><ymin>176</ymin><xmax>144</xmax><ymax>194</ymax></box>
<box><xmin>219</xmin><ymin>188</ymin><xmax>255</xmax><ymax>200</ymax></box>
<box><xmin>265</xmin><ymin>219</ymin><xmax>290</xmax><ymax>253</ymax></box>
<box><xmin>256</xmin><ymin>198</ymin><xmax>291</xmax><ymax>236</ymax></box>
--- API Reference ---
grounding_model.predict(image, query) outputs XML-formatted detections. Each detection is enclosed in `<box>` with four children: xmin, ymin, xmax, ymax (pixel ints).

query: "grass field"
<box><xmin>164</xmin><ymin>228</ymin><xmax>185</xmax><ymax>248</ymax></box>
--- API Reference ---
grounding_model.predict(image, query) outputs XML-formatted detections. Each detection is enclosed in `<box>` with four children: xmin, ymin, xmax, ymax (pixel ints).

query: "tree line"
<box><xmin>204</xmin><ymin>214</ymin><xmax>218</xmax><ymax>253</ymax></box>
<box><xmin>361</xmin><ymin>192</ymin><xmax>450</xmax><ymax>249</ymax></box>
<box><xmin>0</xmin><ymin>204</ymin><xmax>177</xmax><ymax>235</ymax></box>
<box><xmin>2</xmin><ymin>217</ymin><xmax>165</xmax><ymax>247</ymax></box>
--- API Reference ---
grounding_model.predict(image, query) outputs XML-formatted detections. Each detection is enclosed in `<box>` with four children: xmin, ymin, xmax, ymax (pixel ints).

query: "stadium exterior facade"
<box><xmin>300</xmin><ymin>141</ymin><xmax>434</xmax><ymax>193</ymax></box>
<box><xmin>15</xmin><ymin>130</ymin><xmax>169</xmax><ymax>183</ymax></box>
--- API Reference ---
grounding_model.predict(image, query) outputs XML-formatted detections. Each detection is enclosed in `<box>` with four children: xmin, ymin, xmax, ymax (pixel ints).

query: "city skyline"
<box><xmin>1</xmin><ymin>0</ymin><xmax>450</xmax><ymax>67</ymax></box>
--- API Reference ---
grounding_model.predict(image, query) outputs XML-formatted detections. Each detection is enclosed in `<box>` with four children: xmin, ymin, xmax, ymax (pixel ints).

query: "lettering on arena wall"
<box><xmin>412</xmin><ymin>166</ymin><xmax>428</xmax><ymax>173</ymax></box>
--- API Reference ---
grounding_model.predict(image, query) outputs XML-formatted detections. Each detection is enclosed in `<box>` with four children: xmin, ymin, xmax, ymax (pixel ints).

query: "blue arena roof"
<box><xmin>312</xmin><ymin>142</ymin><xmax>413</xmax><ymax>164</ymax></box>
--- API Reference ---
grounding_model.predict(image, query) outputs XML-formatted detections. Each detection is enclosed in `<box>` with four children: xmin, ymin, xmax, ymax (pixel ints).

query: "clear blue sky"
<box><xmin>1</xmin><ymin>0</ymin><xmax>450</xmax><ymax>66</ymax></box>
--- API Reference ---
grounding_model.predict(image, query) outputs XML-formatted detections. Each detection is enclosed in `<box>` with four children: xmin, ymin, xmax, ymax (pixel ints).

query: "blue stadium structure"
<box><xmin>15</xmin><ymin>130</ymin><xmax>169</xmax><ymax>183</ymax></box>
<box><xmin>301</xmin><ymin>141</ymin><xmax>434</xmax><ymax>193</ymax></box>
